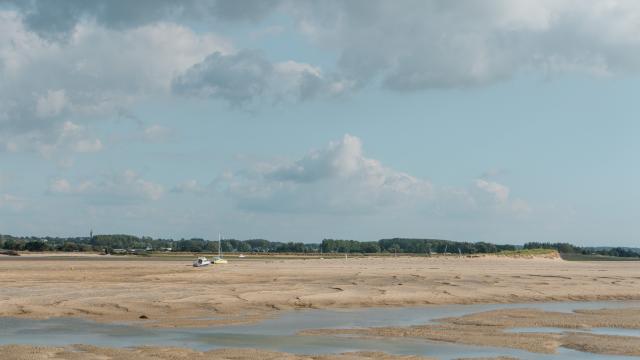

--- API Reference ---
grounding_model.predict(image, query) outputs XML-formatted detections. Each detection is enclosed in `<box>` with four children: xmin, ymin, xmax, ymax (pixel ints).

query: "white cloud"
<box><xmin>172</xmin><ymin>49</ymin><xmax>349</xmax><ymax>105</ymax></box>
<box><xmin>61</xmin><ymin>120</ymin><xmax>81</xmax><ymax>136</ymax></box>
<box><xmin>471</xmin><ymin>178</ymin><xmax>531</xmax><ymax>215</ymax></box>
<box><xmin>5</xmin><ymin>1</ymin><xmax>640</xmax><ymax>106</ymax></box>
<box><xmin>48</xmin><ymin>179</ymin><xmax>72</xmax><ymax>194</ymax></box>
<box><xmin>5</xmin><ymin>121</ymin><xmax>104</xmax><ymax>162</ymax></box>
<box><xmin>0</xmin><ymin>10</ymin><xmax>230</xmax><ymax>152</ymax></box>
<box><xmin>224</xmin><ymin>134</ymin><xmax>429</xmax><ymax>213</ymax></box>
<box><xmin>48</xmin><ymin>170</ymin><xmax>164</xmax><ymax>203</ymax></box>
<box><xmin>47</xmin><ymin>178</ymin><xmax>94</xmax><ymax>194</ymax></box>
<box><xmin>35</xmin><ymin>89</ymin><xmax>68</xmax><ymax>118</ymax></box>
<box><xmin>220</xmin><ymin>134</ymin><xmax>532</xmax><ymax>218</ymax></box>
<box><xmin>142</xmin><ymin>124</ymin><xmax>172</xmax><ymax>142</ymax></box>
<box><xmin>0</xmin><ymin>193</ymin><xmax>27</xmax><ymax>211</ymax></box>
<box><xmin>171</xmin><ymin>179</ymin><xmax>205</xmax><ymax>194</ymax></box>
<box><xmin>72</xmin><ymin>138</ymin><xmax>103</xmax><ymax>153</ymax></box>
<box><xmin>5</xmin><ymin>1</ymin><xmax>640</xmax><ymax>120</ymax></box>
<box><xmin>475</xmin><ymin>179</ymin><xmax>510</xmax><ymax>204</ymax></box>
<box><xmin>286</xmin><ymin>1</ymin><xmax>640</xmax><ymax>90</ymax></box>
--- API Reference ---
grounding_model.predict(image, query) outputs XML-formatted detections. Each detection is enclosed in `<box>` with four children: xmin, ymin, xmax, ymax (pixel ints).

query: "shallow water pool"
<box><xmin>1</xmin><ymin>301</ymin><xmax>639</xmax><ymax>360</ymax></box>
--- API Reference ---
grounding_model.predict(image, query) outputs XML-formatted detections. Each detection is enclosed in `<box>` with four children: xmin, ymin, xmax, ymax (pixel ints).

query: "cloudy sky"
<box><xmin>0</xmin><ymin>0</ymin><xmax>638</xmax><ymax>245</ymax></box>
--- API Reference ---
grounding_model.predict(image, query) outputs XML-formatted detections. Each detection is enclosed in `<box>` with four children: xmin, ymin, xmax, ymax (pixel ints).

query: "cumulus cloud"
<box><xmin>220</xmin><ymin>135</ymin><xmax>413</xmax><ymax>213</ymax></box>
<box><xmin>5</xmin><ymin>121</ymin><xmax>104</xmax><ymax>165</ymax></box>
<box><xmin>0</xmin><ymin>10</ymin><xmax>229</xmax><ymax>152</ymax></box>
<box><xmin>288</xmin><ymin>0</ymin><xmax>640</xmax><ymax>90</ymax></box>
<box><xmin>172</xmin><ymin>50</ymin><xmax>347</xmax><ymax>106</ymax></box>
<box><xmin>4</xmin><ymin>1</ymin><xmax>640</xmax><ymax>119</ymax></box>
<box><xmin>6</xmin><ymin>1</ymin><xmax>640</xmax><ymax>97</ymax></box>
<box><xmin>219</xmin><ymin>134</ymin><xmax>531</xmax><ymax>217</ymax></box>
<box><xmin>48</xmin><ymin>170</ymin><xmax>164</xmax><ymax>203</ymax></box>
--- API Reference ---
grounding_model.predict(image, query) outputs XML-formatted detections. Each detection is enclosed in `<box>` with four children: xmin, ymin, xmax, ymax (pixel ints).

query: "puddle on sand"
<box><xmin>1</xmin><ymin>301</ymin><xmax>640</xmax><ymax>360</ymax></box>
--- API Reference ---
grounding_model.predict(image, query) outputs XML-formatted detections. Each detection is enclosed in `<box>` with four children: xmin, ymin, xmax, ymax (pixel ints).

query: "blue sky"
<box><xmin>0</xmin><ymin>1</ymin><xmax>638</xmax><ymax>246</ymax></box>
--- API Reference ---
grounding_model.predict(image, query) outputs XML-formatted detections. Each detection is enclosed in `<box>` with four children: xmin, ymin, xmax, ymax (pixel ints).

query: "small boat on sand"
<box><xmin>193</xmin><ymin>257</ymin><xmax>211</xmax><ymax>267</ymax></box>
<box><xmin>213</xmin><ymin>233</ymin><xmax>228</xmax><ymax>264</ymax></box>
<box><xmin>212</xmin><ymin>256</ymin><xmax>228</xmax><ymax>264</ymax></box>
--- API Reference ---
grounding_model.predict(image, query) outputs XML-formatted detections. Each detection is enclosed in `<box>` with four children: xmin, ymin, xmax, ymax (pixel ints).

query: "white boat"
<box><xmin>238</xmin><ymin>254</ymin><xmax>246</xmax><ymax>258</ymax></box>
<box><xmin>193</xmin><ymin>256</ymin><xmax>211</xmax><ymax>267</ymax></box>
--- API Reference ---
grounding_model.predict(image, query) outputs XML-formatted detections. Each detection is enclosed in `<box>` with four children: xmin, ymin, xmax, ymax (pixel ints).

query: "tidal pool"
<box><xmin>1</xmin><ymin>301</ymin><xmax>639</xmax><ymax>360</ymax></box>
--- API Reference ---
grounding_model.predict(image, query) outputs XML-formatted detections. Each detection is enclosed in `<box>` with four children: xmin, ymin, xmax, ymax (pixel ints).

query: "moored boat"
<box><xmin>193</xmin><ymin>256</ymin><xmax>211</xmax><ymax>267</ymax></box>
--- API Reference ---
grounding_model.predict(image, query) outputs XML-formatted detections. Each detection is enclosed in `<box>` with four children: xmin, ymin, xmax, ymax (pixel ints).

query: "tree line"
<box><xmin>0</xmin><ymin>234</ymin><xmax>318</xmax><ymax>254</ymax></box>
<box><xmin>523</xmin><ymin>242</ymin><xmax>640</xmax><ymax>258</ymax></box>
<box><xmin>321</xmin><ymin>238</ymin><xmax>517</xmax><ymax>254</ymax></box>
<box><xmin>1</xmin><ymin>233</ymin><xmax>637</xmax><ymax>257</ymax></box>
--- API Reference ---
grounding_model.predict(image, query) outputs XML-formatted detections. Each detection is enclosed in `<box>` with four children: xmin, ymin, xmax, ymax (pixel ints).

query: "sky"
<box><xmin>0</xmin><ymin>0</ymin><xmax>638</xmax><ymax>246</ymax></box>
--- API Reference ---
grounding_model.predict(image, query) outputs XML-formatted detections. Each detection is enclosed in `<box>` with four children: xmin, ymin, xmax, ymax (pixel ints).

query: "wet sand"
<box><xmin>301</xmin><ymin>307</ymin><xmax>640</xmax><ymax>356</ymax></box>
<box><xmin>0</xmin><ymin>345</ymin><xmax>435</xmax><ymax>360</ymax></box>
<box><xmin>1</xmin><ymin>254</ymin><xmax>639</xmax><ymax>327</ymax></box>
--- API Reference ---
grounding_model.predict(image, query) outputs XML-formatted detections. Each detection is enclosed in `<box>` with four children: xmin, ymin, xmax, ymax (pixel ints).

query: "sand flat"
<box><xmin>0</xmin><ymin>345</ymin><xmax>436</xmax><ymax>360</ymax></box>
<box><xmin>301</xmin><ymin>307</ymin><xmax>640</xmax><ymax>356</ymax></box>
<box><xmin>0</xmin><ymin>255</ymin><xmax>639</xmax><ymax>327</ymax></box>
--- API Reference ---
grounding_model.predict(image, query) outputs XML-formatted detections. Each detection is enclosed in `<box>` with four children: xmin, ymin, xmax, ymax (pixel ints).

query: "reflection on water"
<box><xmin>1</xmin><ymin>301</ymin><xmax>640</xmax><ymax>360</ymax></box>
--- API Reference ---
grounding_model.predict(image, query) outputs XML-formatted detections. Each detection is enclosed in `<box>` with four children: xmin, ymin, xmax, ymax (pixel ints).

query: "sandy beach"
<box><xmin>1</xmin><ymin>254</ymin><xmax>639</xmax><ymax>327</ymax></box>
<box><xmin>0</xmin><ymin>345</ymin><xmax>436</xmax><ymax>360</ymax></box>
<box><xmin>2</xmin><ymin>254</ymin><xmax>640</xmax><ymax>359</ymax></box>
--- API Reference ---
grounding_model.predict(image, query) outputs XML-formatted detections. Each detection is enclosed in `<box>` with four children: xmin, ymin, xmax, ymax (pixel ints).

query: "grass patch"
<box><xmin>496</xmin><ymin>249</ymin><xmax>559</xmax><ymax>257</ymax></box>
<box><xmin>560</xmin><ymin>253</ymin><xmax>640</xmax><ymax>261</ymax></box>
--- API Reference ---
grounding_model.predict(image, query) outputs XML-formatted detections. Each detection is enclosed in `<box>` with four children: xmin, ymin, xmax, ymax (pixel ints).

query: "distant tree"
<box><xmin>360</xmin><ymin>242</ymin><xmax>380</xmax><ymax>253</ymax></box>
<box><xmin>24</xmin><ymin>241</ymin><xmax>48</xmax><ymax>252</ymax></box>
<box><xmin>60</xmin><ymin>242</ymin><xmax>79</xmax><ymax>252</ymax></box>
<box><xmin>238</xmin><ymin>242</ymin><xmax>252</xmax><ymax>252</ymax></box>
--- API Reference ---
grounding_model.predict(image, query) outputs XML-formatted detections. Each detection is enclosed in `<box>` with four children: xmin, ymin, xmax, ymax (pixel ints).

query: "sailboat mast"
<box><xmin>218</xmin><ymin>232</ymin><xmax>222</xmax><ymax>257</ymax></box>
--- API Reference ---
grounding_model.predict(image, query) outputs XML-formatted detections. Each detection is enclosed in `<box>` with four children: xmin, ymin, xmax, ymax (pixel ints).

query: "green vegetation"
<box><xmin>523</xmin><ymin>242</ymin><xmax>640</xmax><ymax>259</ymax></box>
<box><xmin>0</xmin><ymin>234</ymin><xmax>637</xmax><ymax>260</ymax></box>
<box><xmin>559</xmin><ymin>253</ymin><xmax>640</xmax><ymax>261</ymax></box>
<box><xmin>0</xmin><ymin>234</ymin><xmax>317</xmax><ymax>254</ymax></box>
<box><xmin>321</xmin><ymin>238</ymin><xmax>516</xmax><ymax>254</ymax></box>
<box><xmin>494</xmin><ymin>248</ymin><xmax>558</xmax><ymax>256</ymax></box>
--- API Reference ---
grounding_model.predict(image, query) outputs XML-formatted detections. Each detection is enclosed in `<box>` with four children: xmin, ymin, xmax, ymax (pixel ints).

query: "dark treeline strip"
<box><xmin>0</xmin><ymin>234</ymin><xmax>316</xmax><ymax>254</ymax></box>
<box><xmin>523</xmin><ymin>242</ymin><xmax>640</xmax><ymax>258</ymax></box>
<box><xmin>0</xmin><ymin>234</ymin><xmax>638</xmax><ymax>258</ymax></box>
<box><xmin>321</xmin><ymin>238</ymin><xmax>516</xmax><ymax>254</ymax></box>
